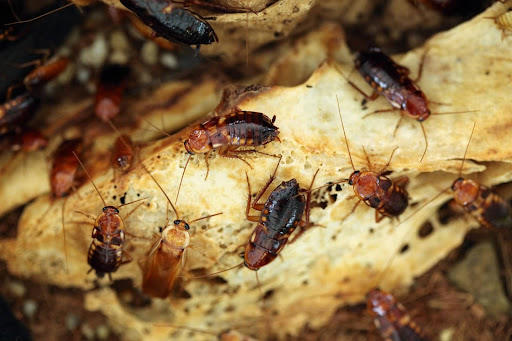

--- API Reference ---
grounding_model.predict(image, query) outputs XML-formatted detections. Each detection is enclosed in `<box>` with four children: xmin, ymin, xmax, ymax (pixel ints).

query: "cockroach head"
<box><xmin>103</xmin><ymin>206</ymin><xmax>120</xmax><ymax>214</ymax></box>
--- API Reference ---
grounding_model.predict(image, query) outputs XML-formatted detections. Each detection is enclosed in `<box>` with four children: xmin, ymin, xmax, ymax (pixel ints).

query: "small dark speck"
<box><xmin>399</xmin><ymin>244</ymin><xmax>409</xmax><ymax>254</ymax></box>
<box><xmin>485</xmin><ymin>70</ymin><xmax>490</xmax><ymax>76</ymax></box>
<box><xmin>120</xmin><ymin>193</ymin><xmax>127</xmax><ymax>205</ymax></box>
<box><xmin>306</xmin><ymin>85</ymin><xmax>313</xmax><ymax>88</ymax></box>
<box><xmin>335</xmin><ymin>184</ymin><xmax>342</xmax><ymax>191</ymax></box>
<box><xmin>157</xmin><ymin>155</ymin><xmax>161</xmax><ymax>159</ymax></box>
<box><xmin>362</xmin><ymin>106</ymin><xmax>368</xmax><ymax>110</ymax></box>
<box><xmin>137</xmin><ymin>193</ymin><xmax>140</xmax><ymax>197</ymax></box>
<box><xmin>114</xmin><ymin>185</ymin><xmax>117</xmax><ymax>189</ymax></box>
<box><xmin>369</xmin><ymin>228</ymin><xmax>374</xmax><ymax>234</ymax></box>
<box><xmin>274</xmin><ymin>31</ymin><xmax>283</xmax><ymax>38</ymax></box>
<box><xmin>112</xmin><ymin>195</ymin><xmax>117</xmax><ymax>200</ymax></box>
<box><xmin>361</xmin><ymin>98</ymin><xmax>367</xmax><ymax>106</ymax></box>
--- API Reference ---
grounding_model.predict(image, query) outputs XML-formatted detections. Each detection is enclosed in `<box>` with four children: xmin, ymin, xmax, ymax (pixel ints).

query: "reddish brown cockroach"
<box><xmin>328</xmin><ymin>96</ymin><xmax>409</xmax><ymax>223</ymax></box>
<box><xmin>50</xmin><ymin>138</ymin><xmax>83</xmax><ymax>198</ymax></box>
<box><xmin>367</xmin><ymin>288</ymin><xmax>427</xmax><ymax>341</ymax></box>
<box><xmin>140</xmin><ymin>164</ymin><xmax>222</xmax><ymax>298</ymax></box>
<box><xmin>94</xmin><ymin>64</ymin><xmax>130</xmax><ymax>122</ymax></box>
<box><xmin>177</xmin><ymin>107</ymin><xmax>280</xmax><ymax>203</ymax></box>
<box><xmin>449</xmin><ymin>123</ymin><xmax>511</xmax><ymax>229</ymax></box>
<box><xmin>72</xmin><ymin>152</ymin><xmax>145</xmax><ymax>280</ymax></box>
<box><xmin>346</xmin><ymin>47</ymin><xmax>476</xmax><ymax>161</ymax></box>
<box><xmin>20</xmin><ymin>55</ymin><xmax>69</xmax><ymax>92</ymax></box>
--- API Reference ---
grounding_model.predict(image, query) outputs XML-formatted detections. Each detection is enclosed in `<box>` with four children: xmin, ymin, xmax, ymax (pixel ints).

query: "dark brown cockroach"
<box><xmin>50</xmin><ymin>138</ymin><xmax>83</xmax><ymax>198</ymax></box>
<box><xmin>0</xmin><ymin>92</ymin><xmax>38</xmax><ymax>135</ymax></box>
<box><xmin>194</xmin><ymin>157</ymin><xmax>318</xmax><ymax>280</ymax></box>
<box><xmin>119</xmin><ymin>0</ymin><xmax>219</xmax><ymax>48</ymax></box>
<box><xmin>328</xmin><ymin>96</ymin><xmax>409</xmax><ymax>223</ymax></box>
<box><xmin>72</xmin><ymin>152</ymin><xmax>145</xmax><ymax>280</ymax></box>
<box><xmin>347</xmin><ymin>47</ymin><xmax>476</xmax><ymax>161</ymax></box>
<box><xmin>486</xmin><ymin>7</ymin><xmax>512</xmax><ymax>40</ymax></box>
<box><xmin>367</xmin><ymin>288</ymin><xmax>427</xmax><ymax>341</ymax></box>
<box><xmin>140</xmin><ymin>164</ymin><xmax>222</xmax><ymax>298</ymax></box>
<box><xmin>94</xmin><ymin>64</ymin><xmax>130</xmax><ymax>122</ymax></box>
<box><xmin>177</xmin><ymin>107</ymin><xmax>280</xmax><ymax>202</ymax></box>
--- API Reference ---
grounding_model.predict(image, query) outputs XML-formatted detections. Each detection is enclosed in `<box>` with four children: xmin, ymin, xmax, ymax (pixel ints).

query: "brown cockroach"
<box><xmin>0</xmin><ymin>92</ymin><xmax>38</xmax><ymax>135</ymax></box>
<box><xmin>486</xmin><ymin>7</ymin><xmax>512</xmax><ymax>40</ymax></box>
<box><xmin>346</xmin><ymin>47</ymin><xmax>476</xmax><ymax>161</ymax></box>
<box><xmin>328</xmin><ymin>96</ymin><xmax>409</xmax><ymax>223</ymax></box>
<box><xmin>140</xmin><ymin>164</ymin><xmax>222</xmax><ymax>298</ymax></box>
<box><xmin>21</xmin><ymin>55</ymin><xmax>69</xmax><ymax>92</ymax></box>
<box><xmin>111</xmin><ymin>134</ymin><xmax>135</xmax><ymax>172</ymax></box>
<box><xmin>449</xmin><ymin>123</ymin><xmax>512</xmax><ymax>229</ymax></box>
<box><xmin>50</xmin><ymin>138</ymin><xmax>83</xmax><ymax>198</ymax></box>
<box><xmin>72</xmin><ymin>152</ymin><xmax>145</xmax><ymax>280</ymax></box>
<box><xmin>177</xmin><ymin>107</ymin><xmax>280</xmax><ymax>203</ymax></box>
<box><xmin>367</xmin><ymin>288</ymin><xmax>427</xmax><ymax>341</ymax></box>
<box><xmin>0</xmin><ymin>129</ymin><xmax>47</xmax><ymax>152</ymax></box>
<box><xmin>94</xmin><ymin>64</ymin><xmax>130</xmax><ymax>122</ymax></box>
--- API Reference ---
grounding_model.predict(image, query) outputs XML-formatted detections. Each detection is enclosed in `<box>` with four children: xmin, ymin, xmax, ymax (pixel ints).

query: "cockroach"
<box><xmin>346</xmin><ymin>47</ymin><xmax>476</xmax><ymax>161</ymax></box>
<box><xmin>367</xmin><ymin>288</ymin><xmax>427</xmax><ymax>341</ymax></box>
<box><xmin>94</xmin><ymin>64</ymin><xmax>130</xmax><ymax>122</ymax></box>
<box><xmin>449</xmin><ymin>123</ymin><xmax>512</xmax><ymax>229</ymax></box>
<box><xmin>195</xmin><ymin>157</ymin><xmax>318</xmax><ymax>277</ymax></box>
<box><xmin>21</xmin><ymin>55</ymin><xmax>69</xmax><ymax>91</ymax></box>
<box><xmin>177</xmin><ymin>107</ymin><xmax>280</xmax><ymax>202</ymax></box>
<box><xmin>0</xmin><ymin>92</ymin><xmax>38</xmax><ymax>135</ymax></box>
<box><xmin>13</xmin><ymin>129</ymin><xmax>48</xmax><ymax>152</ymax></box>
<box><xmin>111</xmin><ymin>134</ymin><xmax>135</xmax><ymax>172</ymax></box>
<box><xmin>140</xmin><ymin>164</ymin><xmax>222</xmax><ymax>298</ymax></box>
<box><xmin>328</xmin><ymin>96</ymin><xmax>409</xmax><ymax>223</ymax></box>
<box><xmin>486</xmin><ymin>8</ymin><xmax>512</xmax><ymax>40</ymax></box>
<box><xmin>50</xmin><ymin>138</ymin><xmax>83</xmax><ymax>198</ymax></box>
<box><xmin>119</xmin><ymin>0</ymin><xmax>218</xmax><ymax>48</ymax></box>
<box><xmin>72</xmin><ymin>152</ymin><xmax>145</xmax><ymax>280</ymax></box>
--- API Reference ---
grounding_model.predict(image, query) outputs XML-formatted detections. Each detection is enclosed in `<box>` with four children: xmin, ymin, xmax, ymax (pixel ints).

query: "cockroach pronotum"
<box><xmin>177</xmin><ymin>107</ymin><xmax>280</xmax><ymax>203</ymax></box>
<box><xmin>367</xmin><ymin>288</ymin><xmax>427</xmax><ymax>341</ymax></box>
<box><xmin>140</xmin><ymin>164</ymin><xmax>222</xmax><ymax>298</ymax></box>
<box><xmin>328</xmin><ymin>96</ymin><xmax>409</xmax><ymax>223</ymax></box>
<box><xmin>486</xmin><ymin>7</ymin><xmax>512</xmax><ymax>40</ymax></box>
<box><xmin>94</xmin><ymin>64</ymin><xmax>130</xmax><ymax>122</ymax></box>
<box><xmin>72</xmin><ymin>152</ymin><xmax>146</xmax><ymax>280</ymax></box>
<box><xmin>119</xmin><ymin>0</ymin><xmax>218</xmax><ymax>49</ymax></box>
<box><xmin>345</xmin><ymin>47</ymin><xmax>476</xmax><ymax>161</ymax></box>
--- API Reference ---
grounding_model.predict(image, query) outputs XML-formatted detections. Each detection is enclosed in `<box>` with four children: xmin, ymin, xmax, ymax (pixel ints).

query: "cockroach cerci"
<box><xmin>140</xmin><ymin>164</ymin><xmax>221</xmax><ymax>298</ymax></box>
<box><xmin>72</xmin><ymin>153</ymin><xmax>145</xmax><ymax>280</ymax></box>
<box><xmin>347</xmin><ymin>47</ymin><xmax>475</xmax><ymax>161</ymax></box>
<box><xmin>367</xmin><ymin>288</ymin><xmax>427</xmax><ymax>341</ymax></box>
<box><xmin>329</xmin><ymin>96</ymin><xmax>409</xmax><ymax>223</ymax></box>
<box><xmin>119</xmin><ymin>0</ymin><xmax>218</xmax><ymax>48</ymax></box>
<box><xmin>94</xmin><ymin>64</ymin><xmax>130</xmax><ymax>122</ymax></box>
<box><xmin>176</xmin><ymin>107</ymin><xmax>280</xmax><ymax>202</ymax></box>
